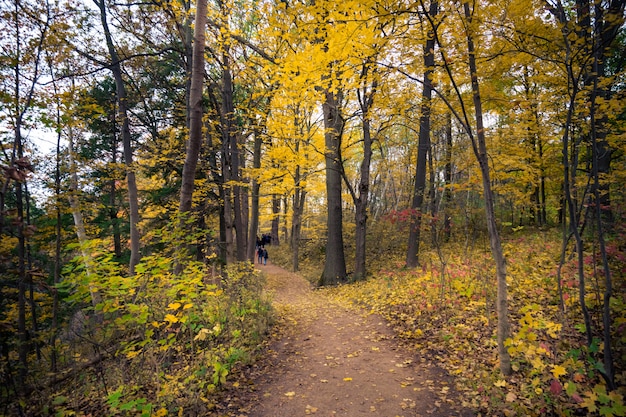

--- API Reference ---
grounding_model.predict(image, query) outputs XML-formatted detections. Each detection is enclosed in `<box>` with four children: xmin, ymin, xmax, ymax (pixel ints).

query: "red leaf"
<box><xmin>550</xmin><ymin>379</ymin><xmax>562</xmax><ymax>396</ymax></box>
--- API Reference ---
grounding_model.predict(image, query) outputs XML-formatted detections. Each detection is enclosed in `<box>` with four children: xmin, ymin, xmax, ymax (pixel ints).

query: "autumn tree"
<box><xmin>413</xmin><ymin>0</ymin><xmax>513</xmax><ymax>376</ymax></box>
<box><xmin>406</xmin><ymin>0</ymin><xmax>439</xmax><ymax>268</ymax></box>
<box><xmin>270</xmin><ymin>0</ymin><xmax>351</xmax><ymax>284</ymax></box>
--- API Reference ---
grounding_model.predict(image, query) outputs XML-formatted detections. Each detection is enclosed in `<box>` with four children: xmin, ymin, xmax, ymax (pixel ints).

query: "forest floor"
<box><xmin>210</xmin><ymin>262</ymin><xmax>474</xmax><ymax>417</ymax></box>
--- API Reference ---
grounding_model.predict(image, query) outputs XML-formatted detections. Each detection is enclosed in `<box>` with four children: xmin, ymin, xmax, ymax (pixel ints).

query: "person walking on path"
<box><xmin>257</xmin><ymin>247</ymin><xmax>264</xmax><ymax>264</ymax></box>
<box><xmin>263</xmin><ymin>248</ymin><xmax>269</xmax><ymax>265</ymax></box>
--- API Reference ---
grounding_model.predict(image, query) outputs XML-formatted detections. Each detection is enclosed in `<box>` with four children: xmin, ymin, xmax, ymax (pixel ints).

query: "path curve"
<box><xmin>216</xmin><ymin>262</ymin><xmax>472</xmax><ymax>417</ymax></box>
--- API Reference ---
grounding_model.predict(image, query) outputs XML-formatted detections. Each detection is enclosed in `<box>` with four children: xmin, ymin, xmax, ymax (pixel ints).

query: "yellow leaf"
<box><xmin>343</xmin><ymin>377</ymin><xmax>353</xmax><ymax>382</ymax></box>
<box><xmin>155</xmin><ymin>408</ymin><xmax>168</xmax><ymax>417</ymax></box>
<box><xmin>126</xmin><ymin>350</ymin><xmax>140</xmax><ymax>359</ymax></box>
<box><xmin>285</xmin><ymin>391</ymin><xmax>296</xmax><ymax>397</ymax></box>
<box><xmin>551</xmin><ymin>365</ymin><xmax>567</xmax><ymax>379</ymax></box>
<box><xmin>167</xmin><ymin>302</ymin><xmax>181</xmax><ymax>310</ymax></box>
<box><xmin>194</xmin><ymin>328</ymin><xmax>210</xmax><ymax>341</ymax></box>
<box><xmin>494</xmin><ymin>380</ymin><xmax>507</xmax><ymax>388</ymax></box>
<box><xmin>164</xmin><ymin>313</ymin><xmax>179</xmax><ymax>324</ymax></box>
<box><xmin>183</xmin><ymin>303</ymin><xmax>193</xmax><ymax>310</ymax></box>
<box><xmin>531</xmin><ymin>357</ymin><xmax>546</xmax><ymax>370</ymax></box>
<box><xmin>580</xmin><ymin>392</ymin><xmax>598</xmax><ymax>412</ymax></box>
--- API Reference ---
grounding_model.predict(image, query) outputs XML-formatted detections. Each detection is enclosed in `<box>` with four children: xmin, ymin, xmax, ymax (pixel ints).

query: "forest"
<box><xmin>1</xmin><ymin>0</ymin><xmax>625</xmax><ymax>415</ymax></box>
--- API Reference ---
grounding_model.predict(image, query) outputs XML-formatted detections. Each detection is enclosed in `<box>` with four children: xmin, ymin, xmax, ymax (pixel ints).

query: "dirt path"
<box><xmin>215</xmin><ymin>263</ymin><xmax>472</xmax><ymax>417</ymax></box>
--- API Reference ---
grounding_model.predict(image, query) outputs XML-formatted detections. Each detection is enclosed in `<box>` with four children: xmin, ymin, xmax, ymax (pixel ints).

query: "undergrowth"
<box><xmin>1</xmin><ymin>242</ymin><xmax>273</xmax><ymax>416</ymax></box>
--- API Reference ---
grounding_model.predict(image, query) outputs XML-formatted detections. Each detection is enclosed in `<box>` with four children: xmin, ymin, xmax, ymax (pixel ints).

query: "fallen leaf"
<box><xmin>551</xmin><ymin>365</ymin><xmax>567</xmax><ymax>379</ymax></box>
<box><xmin>550</xmin><ymin>379</ymin><xmax>563</xmax><ymax>396</ymax></box>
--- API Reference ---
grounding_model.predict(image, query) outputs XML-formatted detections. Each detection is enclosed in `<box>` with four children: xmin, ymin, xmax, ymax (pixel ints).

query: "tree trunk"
<box><xmin>463</xmin><ymin>1</ymin><xmax>511</xmax><ymax>376</ymax></box>
<box><xmin>428</xmin><ymin>144</ymin><xmax>438</xmax><ymax>246</ymax></box>
<box><xmin>15</xmin><ymin>126</ymin><xmax>28</xmax><ymax>387</ymax></box>
<box><xmin>352</xmin><ymin>76</ymin><xmax>376</xmax><ymax>281</ymax></box>
<box><xmin>179</xmin><ymin>0</ymin><xmax>206</xmax><ymax>215</ymax></box>
<box><xmin>51</xmin><ymin>82</ymin><xmax>63</xmax><ymax>373</ymax></box>
<box><xmin>109</xmin><ymin>131</ymin><xmax>122</xmax><ymax>258</ymax></box>
<box><xmin>406</xmin><ymin>0</ymin><xmax>438</xmax><ymax>268</ymax></box>
<box><xmin>443</xmin><ymin>110</ymin><xmax>453</xmax><ymax>242</ymax></box>
<box><xmin>177</xmin><ymin>0</ymin><xmax>207</xmax><ymax>270</ymax></box>
<box><xmin>67</xmin><ymin>127</ymin><xmax>102</xmax><ymax>307</ymax></box>
<box><xmin>319</xmin><ymin>89</ymin><xmax>347</xmax><ymax>286</ymax></box>
<box><xmin>96</xmin><ymin>0</ymin><xmax>141</xmax><ymax>274</ymax></box>
<box><xmin>240</xmin><ymin>142</ymin><xmax>250</xmax><ymax>258</ymax></box>
<box><xmin>248</xmin><ymin>130</ymin><xmax>262</xmax><ymax>261</ymax></box>
<box><xmin>219</xmin><ymin>47</ymin><xmax>246</xmax><ymax>262</ymax></box>
<box><xmin>592</xmin><ymin>0</ymin><xmax>623</xmax><ymax>228</ymax></box>
<box><xmin>280</xmin><ymin>196</ymin><xmax>290</xmax><ymax>245</ymax></box>
<box><xmin>291</xmin><ymin>185</ymin><xmax>306</xmax><ymax>272</ymax></box>
<box><xmin>272</xmin><ymin>194</ymin><xmax>281</xmax><ymax>245</ymax></box>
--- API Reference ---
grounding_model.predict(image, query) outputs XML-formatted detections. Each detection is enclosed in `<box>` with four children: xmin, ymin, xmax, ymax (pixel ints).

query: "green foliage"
<box><xmin>2</xmin><ymin>238</ymin><xmax>273</xmax><ymax>415</ymax></box>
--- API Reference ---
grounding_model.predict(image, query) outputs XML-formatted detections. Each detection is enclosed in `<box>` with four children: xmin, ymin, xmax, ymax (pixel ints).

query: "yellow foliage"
<box><xmin>551</xmin><ymin>365</ymin><xmax>567</xmax><ymax>380</ymax></box>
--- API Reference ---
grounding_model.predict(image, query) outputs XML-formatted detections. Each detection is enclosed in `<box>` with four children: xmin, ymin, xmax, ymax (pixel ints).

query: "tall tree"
<box><xmin>94</xmin><ymin>0</ymin><xmax>141</xmax><ymax>273</ymax></box>
<box><xmin>319</xmin><ymin>86</ymin><xmax>348</xmax><ymax>285</ymax></box>
<box><xmin>461</xmin><ymin>1</ymin><xmax>512</xmax><ymax>376</ymax></box>
<box><xmin>344</xmin><ymin>67</ymin><xmax>377</xmax><ymax>281</ymax></box>
<box><xmin>406</xmin><ymin>0</ymin><xmax>438</xmax><ymax>268</ymax></box>
<box><xmin>178</xmin><ymin>0</ymin><xmax>207</xmax><ymax>262</ymax></box>
<box><xmin>418</xmin><ymin>0</ymin><xmax>513</xmax><ymax>375</ymax></box>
